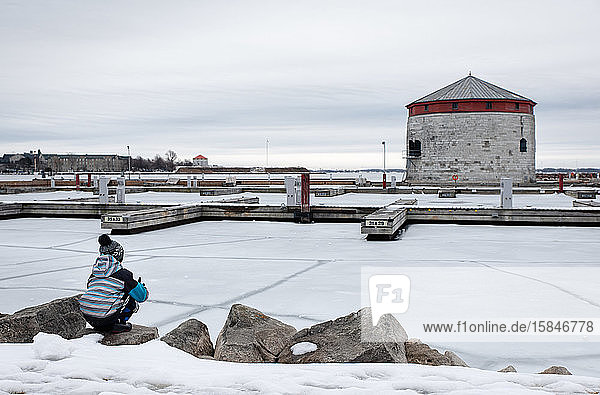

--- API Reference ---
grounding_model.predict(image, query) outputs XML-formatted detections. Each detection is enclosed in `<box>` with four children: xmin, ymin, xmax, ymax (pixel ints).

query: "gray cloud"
<box><xmin>1</xmin><ymin>0</ymin><xmax>599</xmax><ymax>168</ymax></box>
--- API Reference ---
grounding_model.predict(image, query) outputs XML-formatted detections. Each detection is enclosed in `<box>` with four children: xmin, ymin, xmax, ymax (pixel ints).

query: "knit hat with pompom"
<box><xmin>98</xmin><ymin>234</ymin><xmax>124</xmax><ymax>262</ymax></box>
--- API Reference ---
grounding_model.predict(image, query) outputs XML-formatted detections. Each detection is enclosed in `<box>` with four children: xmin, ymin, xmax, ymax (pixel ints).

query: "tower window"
<box><xmin>486</xmin><ymin>102</ymin><xmax>492</xmax><ymax>109</ymax></box>
<box><xmin>520</xmin><ymin>138</ymin><xmax>527</xmax><ymax>152</ymax></box>
<box><xmin>452</xmin><ymin>103</ymin><xmax>458</xmax><ymax>110</ymax></box>
<box><xmin>515</xmin><ymin>103</ymin><xmax>520</xmax><ymax>110</ymax></box>
<box><xmin>409</xmin><ymin>140</ymin><xmax>422</xmax><ymax>157</ymax></box>
<box><xmin>424</xmin><ymin>104</ymin><xmax>429</xmax><ymax>111</ymax></box>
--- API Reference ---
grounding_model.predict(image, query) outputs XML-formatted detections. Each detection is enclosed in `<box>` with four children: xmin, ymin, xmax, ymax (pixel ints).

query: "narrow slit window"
<box><xmin>515</xmin><ymin>103</ymin><xmax>520</xmax><ymax>110</ymax></box>
<box><xmin>424</xmin><ymin>104</ymin><xmax>429</xmax><ymax>111</ymax></box>
<box><xmin>520</xmin><ymin>138</ymin><xmax>527</xmax><ymax>152</ymax></box>
<box><xmin>486</xmin><ymin>102</ymin><xmax>492</xmax><ymax>109</ymax></box>
<box><xmin>452</xmin><ymin>103</ymin><xmax>458</xmax><ymax>110</ymax></box>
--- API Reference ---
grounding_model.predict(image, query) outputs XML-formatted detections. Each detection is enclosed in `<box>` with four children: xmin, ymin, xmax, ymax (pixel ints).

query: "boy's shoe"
<box><xmin>111</xmin><ymin>322</ymin><xmax>132</xmax><ymax>334</ymax></box>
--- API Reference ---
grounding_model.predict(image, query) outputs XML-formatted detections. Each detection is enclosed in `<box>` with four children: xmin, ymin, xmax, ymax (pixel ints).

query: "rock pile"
<box><xmin>1</xmin><ymin>297</ymin><xmax>576</xmax><ymax>376</ymax></box>
<box><xmin>0</xmin><ymin>296</ymin><xmax>86</xmax><ymax>343</ymax></box>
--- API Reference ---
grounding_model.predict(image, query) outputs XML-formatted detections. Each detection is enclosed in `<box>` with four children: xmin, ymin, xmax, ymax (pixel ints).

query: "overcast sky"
<box><xmin>1</xmin><ymin>0</ymin><xmax>599</xmax><ymax>169</ymax></box>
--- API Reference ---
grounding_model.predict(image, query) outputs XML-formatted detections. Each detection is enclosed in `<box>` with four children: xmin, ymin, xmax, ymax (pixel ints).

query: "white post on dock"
<box><xmin>116</xmin><ymin>177</ymin><xmax>126</xmax><ymax>203</ymax></box>
<box><xmin>187</xmin><ymin>176</ymin><xmax>192</xmax><ymax>188</ymax></box>
<box><xmin>500</xmin><ymin>178</ymin><xmax>513</xmax><ymax>209</ymax></box>
<box><xmin>285</xmin><ymin>176</ymin><xmax>296</xmax><ymax>206</ymax></box>
<box><xmin>99</xmin><ymin>177</ymin><xmax>109</xmax><ymax>205</ymax></box>
<box><xmin>391</xmin><ymin>175</ymin><xmax>397</xmax><ymax>189</ymax></box>
<box><xmin>192</xmin><ymin>176</ymin><xmax>198</xmax><ymax>188</ymax></box>
<box><xmin>93</xmin><ymin>176</ymin><xmax>98</xmax><ymax>188</ymax></box>
<box><xmin>50</xmin><ymin>177</ymin><xmax>56</xmax><ymax>188</ymax></box>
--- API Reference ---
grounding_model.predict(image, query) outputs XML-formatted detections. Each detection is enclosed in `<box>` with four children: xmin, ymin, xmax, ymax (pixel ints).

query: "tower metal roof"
<box><xmin>408</xmin><ymin>75</ymin><xmax>535</xmax><ymax>105</ymax></box>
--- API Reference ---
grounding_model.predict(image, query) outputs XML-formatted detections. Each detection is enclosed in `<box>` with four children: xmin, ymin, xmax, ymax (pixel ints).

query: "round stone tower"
<box><xmin>405</xmin><ymin>75</ymin><xmax>536</xmax><ymax>185</ymax></box>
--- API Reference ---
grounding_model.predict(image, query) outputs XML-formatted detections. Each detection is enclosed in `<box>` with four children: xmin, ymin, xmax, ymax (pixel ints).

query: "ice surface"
<box><xmin>0</xmin><ymin>208</ymin><xmax>600</xmax><ymax>380</ymax></box>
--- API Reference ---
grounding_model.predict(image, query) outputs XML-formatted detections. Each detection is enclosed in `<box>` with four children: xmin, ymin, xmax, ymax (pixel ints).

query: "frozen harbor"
<box><xmin>0</xmin><ymin>215</ymin><xmax>599</xmax><ymax>378</ymax></box>
<box><xmin>0</xmin><ymin>189</ymin><xmax>586</xmax><ymax>208</ymax></box>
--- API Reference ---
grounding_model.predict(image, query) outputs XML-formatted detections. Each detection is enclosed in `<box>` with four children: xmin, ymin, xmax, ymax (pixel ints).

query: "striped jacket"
<box><xmin>79</xmin><ymin>255</ymin><xmax>145</xmax><ymax>318</ymax></box>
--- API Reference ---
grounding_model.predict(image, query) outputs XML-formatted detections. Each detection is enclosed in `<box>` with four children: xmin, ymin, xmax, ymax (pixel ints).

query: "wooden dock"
<box><xmin>360</xmin><ymin>198</ymin><xmax>417</xmax><ymax>240</ymax></box>
<box><xmin>2</xmin><ymin>198</ymin><xmax>600</xmax><ymax>237</ymax></box>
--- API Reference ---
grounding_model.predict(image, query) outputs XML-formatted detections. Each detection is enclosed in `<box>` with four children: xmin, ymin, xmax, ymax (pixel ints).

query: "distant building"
<box><xmin>193</xmin><ymin>154</ymin><xmax>208</xmax><ymax>167</ymax></box>
<box><xmin>0</xmin><ymin>151</ymin><xmax>128</xmax><ymax>172</ymax></box>
<box><xmin>47</xmin><ymin>154</ymin><xmax>128</xmax><ymax>172</ymax></box>
<box><xmin>405</xmin><ymin>75</ymin><xmax>536</xmax><ymax>185</ymax></box>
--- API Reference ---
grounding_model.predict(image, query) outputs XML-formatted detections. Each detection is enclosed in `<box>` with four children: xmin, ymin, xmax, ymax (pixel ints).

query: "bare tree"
<box><xmin>165</xmin><ymin>150</ymin><xmax>177</xmax><ymax>171</ymax></box>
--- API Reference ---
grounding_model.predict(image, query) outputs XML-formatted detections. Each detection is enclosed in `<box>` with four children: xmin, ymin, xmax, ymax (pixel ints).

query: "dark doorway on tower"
<box><xmin>409</xmin><ymin>140</ymin><xmax>422</xmax><ymax>157</ymax></box>
<box><xmin>520</xmin><ymin>138</ymin><xmax>527</xmax><ymax>152</ymax></box>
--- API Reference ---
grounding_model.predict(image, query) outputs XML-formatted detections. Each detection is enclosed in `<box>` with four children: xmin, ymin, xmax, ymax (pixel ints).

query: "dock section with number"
<box><xmin>360</xmin><ymin>198</ymin><xmax>416</xmax><ymax>240</ymax></box>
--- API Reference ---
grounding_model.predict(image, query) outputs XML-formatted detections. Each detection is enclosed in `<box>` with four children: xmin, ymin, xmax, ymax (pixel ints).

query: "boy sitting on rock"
<box><xmin>79</xmin><ymin>234</ymin><xmax>149</xmax><ymax>333</ymax></box>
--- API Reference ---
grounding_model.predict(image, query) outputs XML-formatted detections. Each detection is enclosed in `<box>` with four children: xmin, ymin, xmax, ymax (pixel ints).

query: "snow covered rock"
<box><xmin>0</xmin><ymin>296</ymin><xmax>86</xmax><ymax>343</ymax></box>
<box><xmin>539</xmin><ymin>365</ymin><xmax>572</xmax><ymax>375</ymax></box>
<box><xmin>290</xmin><ymin>342</ymin><xmax>318</xmax><ymax>356</ymax></box>
<box><xmin>161</xmin><ymin>318</ymin><xmax>214</xmax><ymax>358</ymax></box>
<box><xmin>214</xmin><ymin>304</ymin><xmax>296</xmax><ymax>362</ymax></box>
<box><xmin>499</xmin><ymin>365</ymin><xmax>517</xmax><ymax>373</ymax></box>
<box><xmin>278</xmin><ymin>307</ymin><xmax>407</xmax><ymax>363</ymax></box>
<box><xmin>405</xmin><ymin>340</ymin><xmax>465</xmax><ymax>366</ymax></box>
<box><xmin>32</xmin><ymin>333</ymin><xmax>75</xmax><ymax>361</ymax></box>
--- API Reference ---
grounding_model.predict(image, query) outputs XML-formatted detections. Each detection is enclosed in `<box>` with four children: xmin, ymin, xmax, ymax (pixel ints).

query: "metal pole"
<box><xmin>127</xmin><ymin>145</ymin><xmax>131</xmax><ymax>180</ymax></box>
<box><xmin>266</xmin><ymin>139</ymin><xmax>269</xmax><ymax>168</ymax></box>
<box><xmin>382</xmin><ymin>141</ymin><xmax>386</xmax><ymax>189</ymax></box>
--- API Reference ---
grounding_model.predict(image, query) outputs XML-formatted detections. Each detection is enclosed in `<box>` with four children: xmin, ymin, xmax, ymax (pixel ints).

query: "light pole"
<box><xmin>266</xmin><ymin>138</ymin><xmax>269</xmax><ymax>168</ymax></box>
<box><xmin>127</xmin><ymin>145</ymin><xmax>131</xmax><ymax>180</ymax></box>
<box><xmin>382</xmin><ymin>141</ymin><xmax>386</xmax><ymax>189</ymax></box>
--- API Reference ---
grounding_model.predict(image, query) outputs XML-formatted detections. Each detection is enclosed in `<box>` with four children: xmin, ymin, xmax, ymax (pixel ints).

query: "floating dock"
<box><xmin>2</xmin><ymin>198</ymin><xmax>600</xmax><ymax>237</ymax></box>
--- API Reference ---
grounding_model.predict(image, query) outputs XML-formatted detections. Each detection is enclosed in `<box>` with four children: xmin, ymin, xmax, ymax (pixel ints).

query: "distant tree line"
<box><xmin>0</xmin><ymin>150</ymin><xmax>192</xmax><ymax>173</ymax></box>
<box><xmin>131</xmin><ymin>150</ymin><xmax>192</xmax><ymax>172</ymax></box>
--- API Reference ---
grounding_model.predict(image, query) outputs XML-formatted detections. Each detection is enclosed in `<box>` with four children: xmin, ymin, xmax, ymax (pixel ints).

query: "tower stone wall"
<box><xmin>406</xmin><ymin>112</ymin><xmax>536</xmax><ymax>185</ymax></box>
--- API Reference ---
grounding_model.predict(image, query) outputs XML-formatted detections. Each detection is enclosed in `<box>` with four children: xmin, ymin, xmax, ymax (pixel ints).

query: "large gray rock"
<box><xmin>539</xmin><ymin>366</ymin><xmax>572</xmax><ymax>375</ymax></box>
<box><xmin>405</xmin><ymin>340</ymin><xmax>466</xmax><ymax>366</ymax></box>
<box><xmin>444</xmin><ymin>350</ymin><xmax>469</xmax><ymax>367</ymax></box>
<box><xmin>78</xmin><ymin>324</ymin><xmax>159</xmax><ymax>346</ymax></box>
<box><xmin>0</xmin><ymin>296</ymin><xmax>86</xmax><ymax>343</ymax></box>
<box><xmin>214</xmin><ymin>304</ymin><xmax>296</xmax><ymax>362</ymax></box>
<box><xmin>161</xmin><ymin>319</ymin><xmax>214</xmax><ymax>358</ymax></box>
<box><xmin>278</xmin><ymin>308</ymin><xmax>407</xmax><ymax>363</ymax></box>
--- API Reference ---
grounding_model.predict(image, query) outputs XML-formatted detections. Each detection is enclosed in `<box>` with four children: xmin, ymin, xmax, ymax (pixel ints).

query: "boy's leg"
<box><xmin>117</xmin><ymin>297</ymin><xmax>139</xmax><ymax>324</ymax></box>
<box><xmin>83</xmin><ymin>314</ymin><xmax>119</xmax><ymax>332</ymax></box>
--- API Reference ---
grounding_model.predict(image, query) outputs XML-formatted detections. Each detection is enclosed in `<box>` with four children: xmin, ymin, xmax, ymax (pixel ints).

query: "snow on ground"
<box><xmin>1</xmin><ymin>217</ymin><xmax>600</xmax><ymax>379</ymax></box>
<box><xmin>1</xmin><ymin>333</ymin><xmax>599</xmax><ymax>394</ymax></box>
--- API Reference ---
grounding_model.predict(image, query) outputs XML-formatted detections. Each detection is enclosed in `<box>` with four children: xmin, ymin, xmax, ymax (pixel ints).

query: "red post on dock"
<box><xmin>75</xmin><ymin>174</ymin><xmax>80</xmax><ymax>190</ymax></box>
<box><xmin>301</xmin><ymin>173</ymin><xmax>310</xmax><ymax>214</ymax></box>
<box><xmin>382</xmin><ymin>173</ymin><xmax>387</xmax><ymax>189</ymax></box>
<box><xmin>558</xmin><ymin>174</ymin><xmax>564</xmax><ymax>193</ymax></box>
<box><xmin>87</xmin><ymin>173</ymin><xmax>91</xmax><ymax>187</ymax></box>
